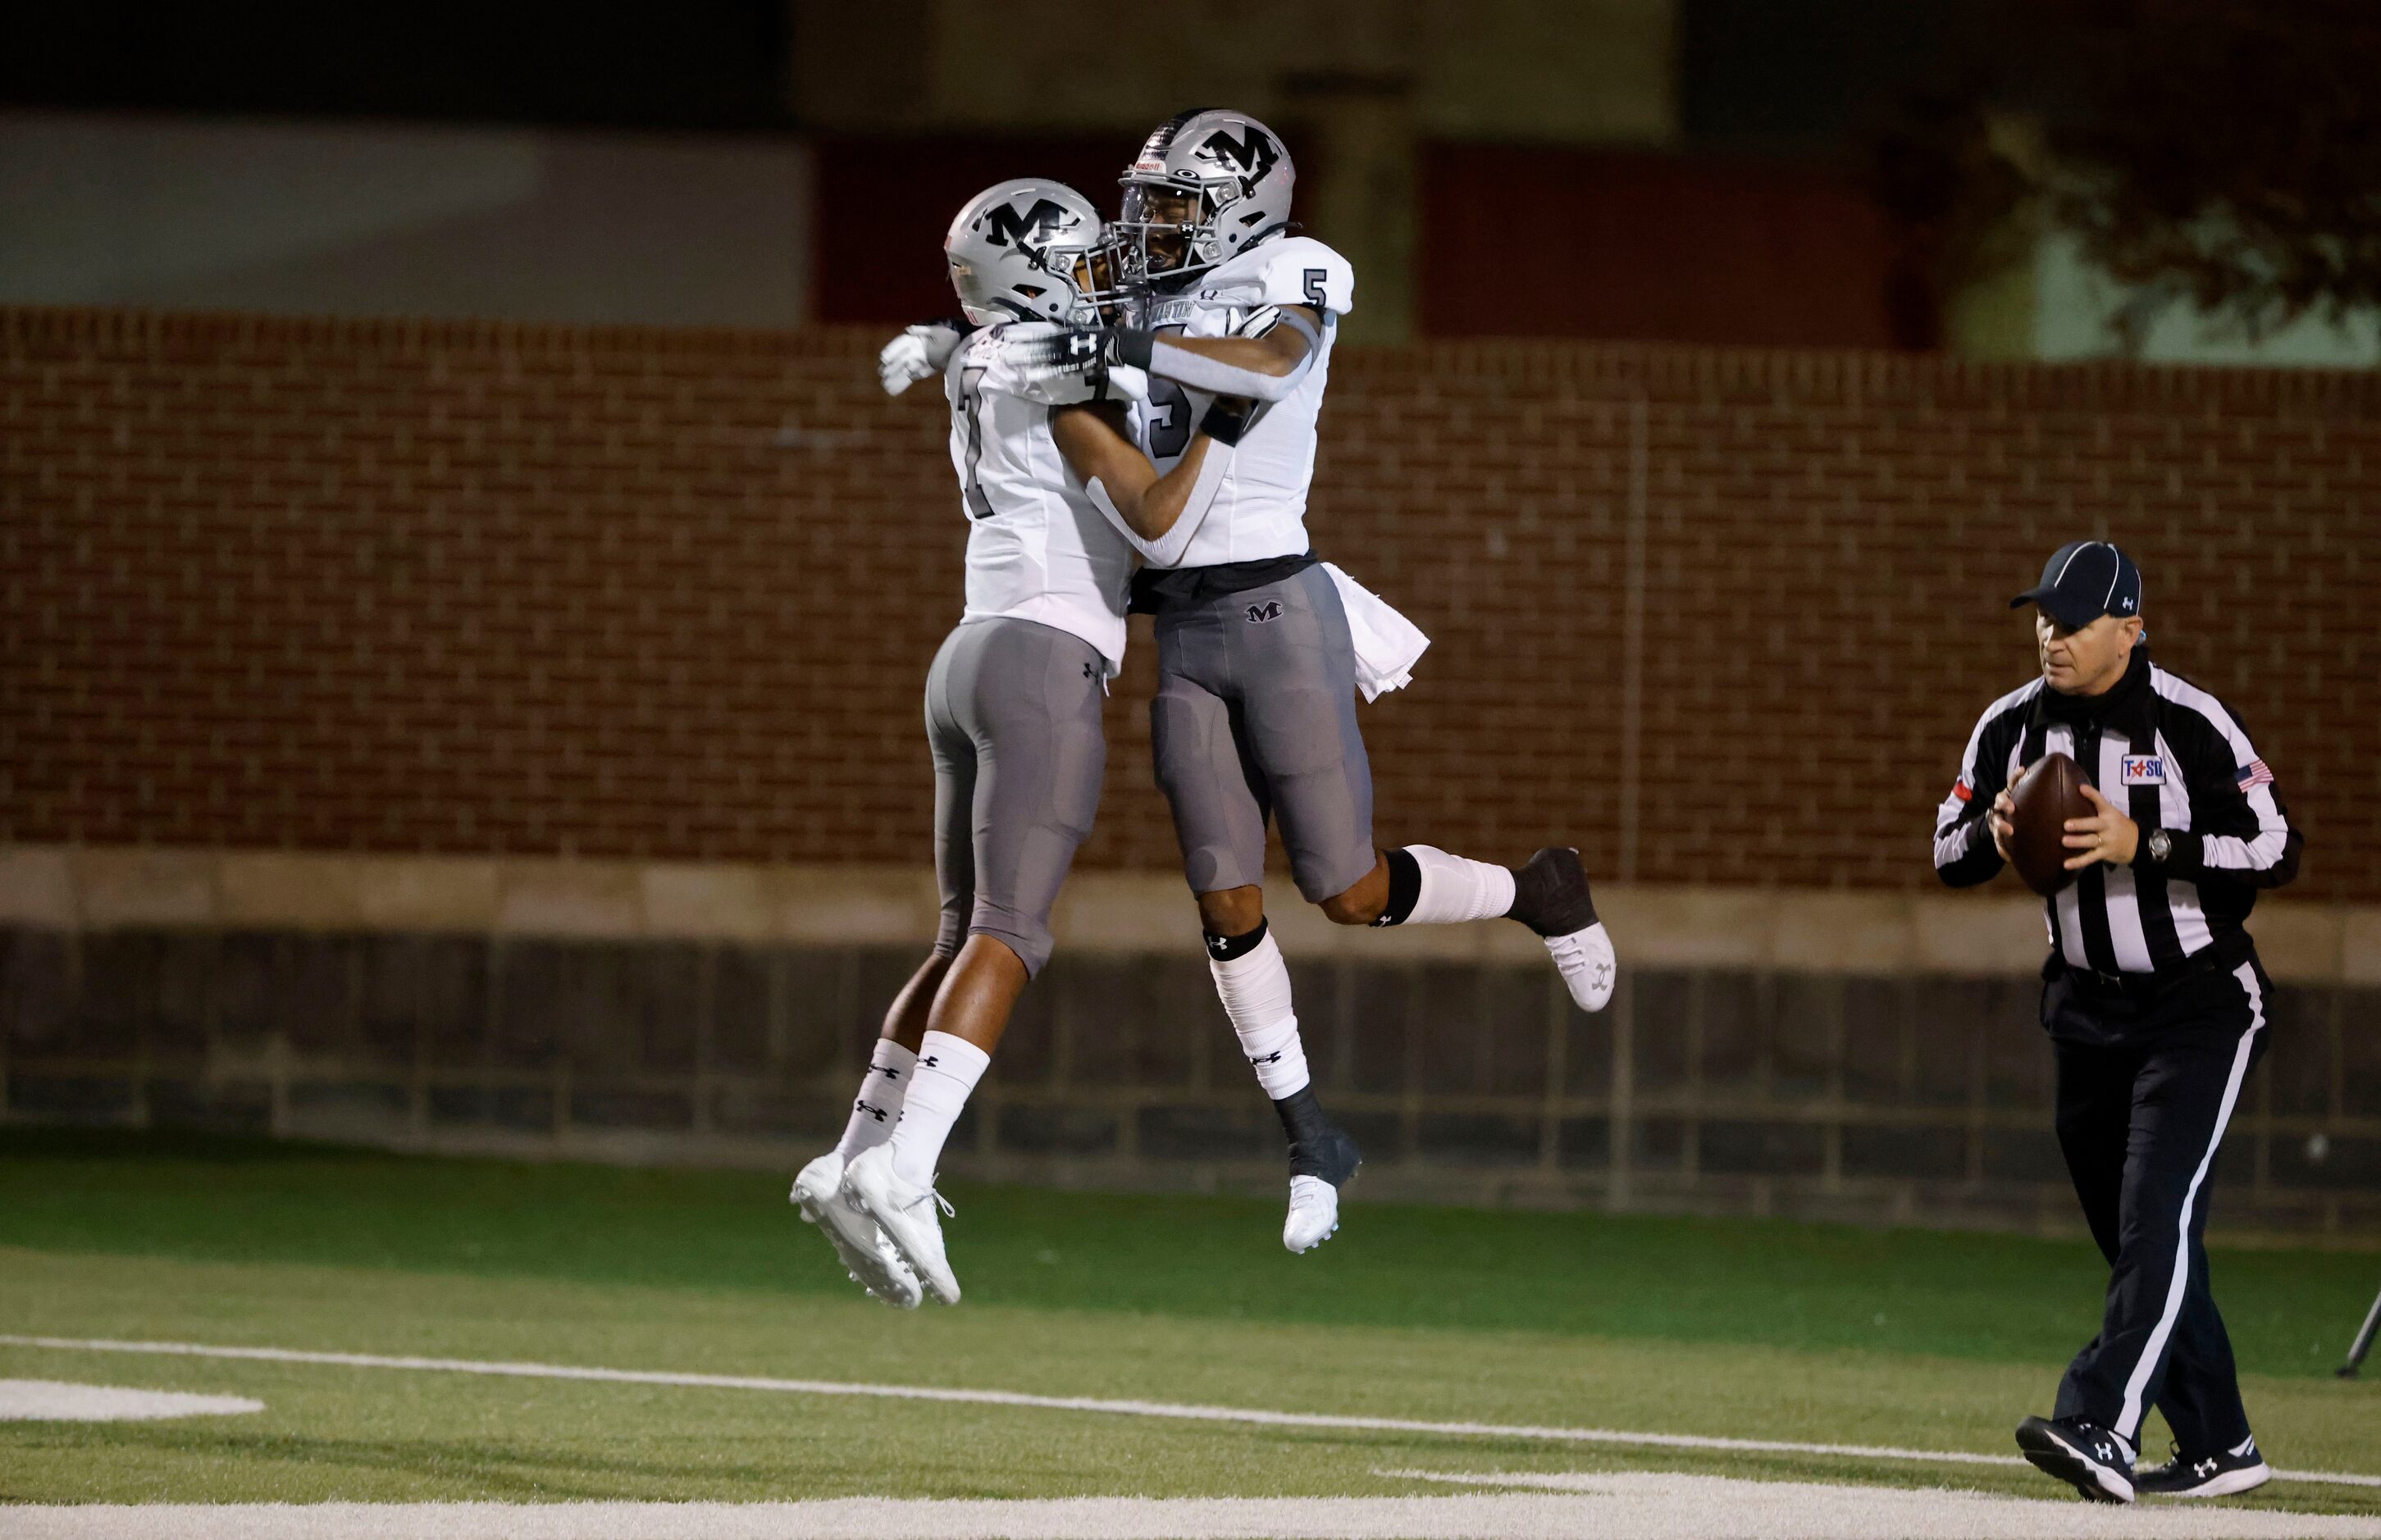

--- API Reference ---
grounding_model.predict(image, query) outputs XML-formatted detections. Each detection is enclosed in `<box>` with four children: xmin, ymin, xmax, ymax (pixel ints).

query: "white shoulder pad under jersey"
<box><xmin>942</xmin><ymin>326</ymin><xmax>1133</xmax><ymax>672</ymax></box>
<box><xmin>1170</xmin><ymin>234</ymin><xmax>1355</xmax><ymax>318</ymax></box>
<box><xmin>1129</xmin><ymin>235</ymin><xmax>1352</xmax><ymax>569</ymax></box>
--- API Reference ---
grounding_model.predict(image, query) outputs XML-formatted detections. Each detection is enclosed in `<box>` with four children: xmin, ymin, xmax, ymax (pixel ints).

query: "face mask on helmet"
<box><xmin>1070</xmin><ymin>243</ymin><xmax>1129</xmax><ymax>325</ymax></box>
<box><xmin>1113</xmin><ymin>110</ymin><xmax>1297</xmax><ymax>294</ymax></box>
<box><xmin>1115</xmin><ymin>183</ymin><xmax>1211</xmax><ymax>288</ymax></box>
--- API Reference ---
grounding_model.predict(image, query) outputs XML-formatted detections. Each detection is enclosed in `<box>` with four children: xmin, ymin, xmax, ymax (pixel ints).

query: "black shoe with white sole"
<box><xmin>2135</xmin><ymin>1437</ymin><xmax>2271</xmax><ymax>1499</ymax></box>
<box><xmin>2015</xmin><ymin>1415</ymin><xmax>2137</xmax><ymax>1503</ymax></box>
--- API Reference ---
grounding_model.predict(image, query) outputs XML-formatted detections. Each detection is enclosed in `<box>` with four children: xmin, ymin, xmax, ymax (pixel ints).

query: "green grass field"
<box><xmin>1</xmin><ymin>1128</ymin><xmax>2375</xmax><ymax>1518</ymax></box>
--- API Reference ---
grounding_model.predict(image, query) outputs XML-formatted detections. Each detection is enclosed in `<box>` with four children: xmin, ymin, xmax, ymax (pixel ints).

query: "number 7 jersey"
<box><xmin>1132</xmin><ymin>233</ymin><xmax>1355</xmax><ymax>570</ymax></box>
<box><xmin>943</xmin><ymin>323</ymin><xmax>1136</xmax><ymax>675</ymax></box>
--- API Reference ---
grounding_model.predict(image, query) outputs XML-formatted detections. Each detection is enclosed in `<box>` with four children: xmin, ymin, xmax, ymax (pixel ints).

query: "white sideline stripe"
<box><xmin>1</xmin><ymin>1333</ymin><xmax>2375</xmax><ymax>1492</ymax></box>
<box><xmin>12</xmin><ymin>1477</ymin><xmax>2381</xmax><ymax>1540</ymax></box>
<box><xmin>1391</xmin><ymin>1472</ymin><xmax>2381</xmax><ymax>1538</ymax></box>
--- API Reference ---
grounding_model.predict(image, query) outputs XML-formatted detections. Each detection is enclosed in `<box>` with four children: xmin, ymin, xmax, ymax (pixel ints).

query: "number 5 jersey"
<box><xmin>1130</xmin><ymin>233</ymin><xmax>1356</xmax><ymax>571</ymax></box>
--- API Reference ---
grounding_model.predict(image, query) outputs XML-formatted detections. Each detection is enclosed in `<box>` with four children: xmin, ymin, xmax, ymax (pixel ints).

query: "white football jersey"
<box><xmin>1133</xmin><ymin>234</ymin><xmax>1355</xmax><ymax>570</ymax></box>
<box><xmin>944</xmin><ymin>325</ymin><xmax>1136</xmax><ymax>673</ymax></box>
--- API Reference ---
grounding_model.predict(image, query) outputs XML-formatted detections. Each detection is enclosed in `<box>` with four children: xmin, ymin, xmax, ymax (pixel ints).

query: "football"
<box><xmin>2007</xmin><ymin>751</ymin><xmax>2096</xmax><ymax>896</ymax></box>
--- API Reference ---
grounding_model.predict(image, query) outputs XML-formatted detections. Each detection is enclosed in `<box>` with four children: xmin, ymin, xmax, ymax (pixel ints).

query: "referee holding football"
<box><xmin>1932</xmin><ymin>540</ymin><xmax>2301</xmax><ymax>1505</ymax></box>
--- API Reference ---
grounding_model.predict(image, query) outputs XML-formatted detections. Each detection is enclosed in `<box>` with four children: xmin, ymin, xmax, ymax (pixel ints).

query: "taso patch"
<box><xmin>2121</xmin><ymin>755</ymin><xmax>2166</xmax><ymax>786</ymax></box>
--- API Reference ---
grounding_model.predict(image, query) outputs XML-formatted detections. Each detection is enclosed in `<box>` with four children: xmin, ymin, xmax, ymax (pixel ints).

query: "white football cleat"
<box><xmin>1282</xmin><ymin>1118</ymin><xmax>1362</xmax><ymax>1255</ymax></box>
<box><xmin>1544</xmin><ymin>921</ymin><xmax>1617</xmax><ymax>1014</ymax></box>
<box><xmin>840</xmin><ymin>1145</ymin><xmax>960</xmax><ymax>1305</ymax></box>
<box><xmin>791</xmin><ymin>1152</ymin><xmax>921</xmax><ymax>1309</ymax></box>
<box><xmin>1284</xmin><ymin>1173</ymin><xmax>1342</xmax><ymax>1254</ymax></box>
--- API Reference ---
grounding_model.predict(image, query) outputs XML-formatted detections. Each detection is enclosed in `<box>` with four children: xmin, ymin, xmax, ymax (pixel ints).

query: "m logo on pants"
<box><xmin>1246</xmin><ymin>600</ymin><xmax>1283</xmax><ymax>623</ymax></box>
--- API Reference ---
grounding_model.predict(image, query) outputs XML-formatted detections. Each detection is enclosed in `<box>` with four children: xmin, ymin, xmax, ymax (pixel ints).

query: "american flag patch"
<box><xmin>2237</xmin><ymin>759</ymin><xmax>2274</xmax><ymax>790</ymax></box>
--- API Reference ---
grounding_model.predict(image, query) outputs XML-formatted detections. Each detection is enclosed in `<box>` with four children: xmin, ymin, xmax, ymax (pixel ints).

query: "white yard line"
<box><xmin>8</xmin><ymin>1478</ymin><xmax>2381</xmax><ymax>1540</ymax></box>
<box><xmin>0</xmin><ymin>1378</ymin><xmax>263</xmax><ymax>1421</ymax></box>
<box><xmin>2</xmin><ymin>1333</ymin><xmax>2376</xmax><ymax>1495</ymax></box>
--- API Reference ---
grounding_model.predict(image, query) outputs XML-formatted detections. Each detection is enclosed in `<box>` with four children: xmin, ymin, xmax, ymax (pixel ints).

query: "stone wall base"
<box><xmin>7</xmin><ymin>915</ymin><xmax>2374</xmax><ymax>1240</ymax></box>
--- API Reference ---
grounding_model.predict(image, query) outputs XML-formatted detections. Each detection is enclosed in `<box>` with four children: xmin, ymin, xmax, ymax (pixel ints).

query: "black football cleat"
<box><xmin>2016</xmin><ymin>1415</ymin><xmax>2137</xmax><ymax>1503</ymax></box>
<box><xmin>2134</xmin><ymin>1437</ymin><xmax>2271</xmax><ymax>1499</ymax></box>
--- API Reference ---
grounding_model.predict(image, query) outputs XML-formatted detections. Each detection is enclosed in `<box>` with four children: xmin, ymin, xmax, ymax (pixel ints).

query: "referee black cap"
<box><xmin>2011</xmin><ymin>540</ymin><xmax>2142</xmax><ymax>631</ymax></box>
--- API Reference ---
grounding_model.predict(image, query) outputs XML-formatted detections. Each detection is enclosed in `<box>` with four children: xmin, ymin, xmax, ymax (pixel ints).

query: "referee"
<box><xmin>1933</xmin><ymin>540</ymin><xmax>2301</xmax><ymax>1505</ymax></box>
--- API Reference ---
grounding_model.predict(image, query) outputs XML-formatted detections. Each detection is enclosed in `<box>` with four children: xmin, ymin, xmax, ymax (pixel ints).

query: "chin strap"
<box><xmin>1087</xmin><ymin>444</ymin><xmax>1231</xmax><ymax>567</ymax></box>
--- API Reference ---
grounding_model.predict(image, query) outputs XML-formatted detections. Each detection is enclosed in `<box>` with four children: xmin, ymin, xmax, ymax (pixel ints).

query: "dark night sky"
<box><xmin>1680</xmin><ymin>0</ymin><xmax>2005</xmax><ymax>153</ymax></box>
<box><xmin>0</xmin><ymin>3</ymin><xmax>793</xmax><ymax>130</ymax></box>
<box><xmin>4</xmin><ymin>2</ymin><xmax>2010</xmax><ymax>152</ymax></box>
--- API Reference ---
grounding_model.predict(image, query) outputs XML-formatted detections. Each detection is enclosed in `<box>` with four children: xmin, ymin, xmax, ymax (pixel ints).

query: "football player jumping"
<box><xmin>796</xmin><ymin>180</ymin><xmax>1230</xmax><ymax>1307</ymax></box>
<box><xmin>1020</xmin><ymin>111</ymin><xmax>1622</xmax><ymax>1255</ymax></box>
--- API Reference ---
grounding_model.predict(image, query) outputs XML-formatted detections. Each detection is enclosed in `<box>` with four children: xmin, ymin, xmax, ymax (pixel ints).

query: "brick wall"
<box><xmin>5</xmin><ymin>308</ymin><xmax>2379</xmax><ymax>897</ymax></box>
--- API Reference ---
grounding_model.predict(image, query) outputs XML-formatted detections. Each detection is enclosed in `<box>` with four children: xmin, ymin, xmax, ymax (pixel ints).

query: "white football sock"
<box><xmin>1404</xmin><ymin>844</ymin><xmax>1517</xmax><ymax>924</ymax></box>
<box><xmin>1211</xmin><ymin>927</ymin><xmax>1311</xmax><ymax>1100</ymax></box>
<box><xmin>832</xmin><ymin>1039</ymin><xmax>918</xmax><ymax>1164</ymax></box>
<box><xmin>889</xmin><ymin>1030</ymin><xmax>989</xmax><ymax>1187</ymax></box>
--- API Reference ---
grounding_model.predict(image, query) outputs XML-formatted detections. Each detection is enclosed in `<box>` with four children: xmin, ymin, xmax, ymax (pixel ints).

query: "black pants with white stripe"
<box><xmin>2046</xmin><ymin>953</ymin><xmax>2270</xmax><ymax>1456</ymax></box>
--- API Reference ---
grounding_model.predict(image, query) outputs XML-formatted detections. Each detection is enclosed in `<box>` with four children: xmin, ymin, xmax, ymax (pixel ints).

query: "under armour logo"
<box><xmin>1083</xmin><ymin>661</ymin><xmax>1098</xmax><ymax>679</ymax></box>
<box><xmin>1206</xmin><ymin>934</ymin><xmax>1231</xmax><ymax>956</ymax></box>
<box><xmin>1593</xmin><ymin>960</ymin><xmax>1615</xmax><ymax>989</ymax></box>
<box><xmin>922</xmin><ymin>1055</ymin><xmax>939</xmax><ymax>1068</ymax></box>
<box><xmin>1245</xmin><ymin>599</ymin><xmax>1283</xmax><ymax>623</ymax></box>
<box><xmin>1249</xmin><ymin>1050</ymin><xmax>1282</xmax><ymax>1065</ymax></box>
<box><xmin>855</xmin><ymin>1098</ymin><xmax>888</xmax><ymax>1123</ymax></box>
<box><xmin>2093</xmin><ymin>1441</ymin><xmax>2114</xmax><ymax>1462</ymax></box>
<box><xmin>2194</xmin><ymin>1458</ymin><xmax>2219</xmax><ymax>1478</ymax></box>
<box><xmin>873</xmin><ymin>1065</ymin><xmax>901</xmax><ymax>1081</ymax></box>
<box><xmin>1065</xmin><ymin>331</ymin><xmax>1099</xmax><ymax>359</ymax></box>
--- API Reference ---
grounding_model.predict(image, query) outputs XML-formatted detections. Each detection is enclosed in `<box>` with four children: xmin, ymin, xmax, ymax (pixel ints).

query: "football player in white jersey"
<box><xmin>795</xmin><ymin>180</ymin><xmax>1231</xmax><ymax>1308</ymax></box>
<box><xmin>1015</xmin><ymin>111</ymin><xmax>1622</xmax><ymax>1256</ymax></box>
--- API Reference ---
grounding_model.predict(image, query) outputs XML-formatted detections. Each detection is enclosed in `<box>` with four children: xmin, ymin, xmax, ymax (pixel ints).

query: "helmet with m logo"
<box><xmin>944</xmin><ymin>180</ymin><xmax>1124</xmax><ymax>329</ymax></box>
<box><xmin>1115</xmin><ymin>108</ymin><xmax>1296</xmax><ymax>289</ymax></box>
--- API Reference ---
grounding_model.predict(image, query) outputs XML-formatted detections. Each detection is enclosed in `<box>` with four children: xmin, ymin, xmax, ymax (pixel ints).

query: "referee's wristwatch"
<box><xmin>2142</xmin><ymin>828</ymin><xmax>2173</xmax><ymax>866</ymax></box>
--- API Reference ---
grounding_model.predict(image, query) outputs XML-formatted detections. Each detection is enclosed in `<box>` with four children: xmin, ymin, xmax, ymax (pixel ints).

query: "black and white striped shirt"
<box><xmin>1934</xmin><ymin>651</ymin><xmax>2301</xmax><ymax>975</ymax></box>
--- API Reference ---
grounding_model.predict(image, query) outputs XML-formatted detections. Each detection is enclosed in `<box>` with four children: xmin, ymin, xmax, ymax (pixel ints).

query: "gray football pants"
<box><xmin>925</xmin><ymin>617</ymin><xmax>1108</xmax><ymax>977</ymax></box>
<box><xmin>1150</xmin><ymin>563</ymin><xmax>1378</xmax><ymax>904</ymax></box>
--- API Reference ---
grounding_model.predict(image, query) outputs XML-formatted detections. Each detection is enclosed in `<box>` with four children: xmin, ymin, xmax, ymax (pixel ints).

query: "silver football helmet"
<box><xmin>944</xmin><ymin>180</ymin><xmax>1123</xmax><ymax>329</ymax></box>
<box><xmin>1115</xmin><ymin>108</ymin><xmax>1295</xmax><ymax>289</ymax></box>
